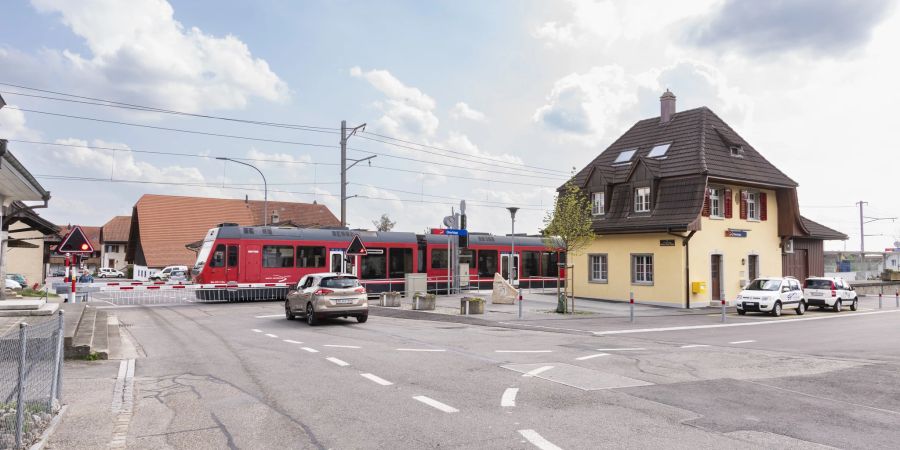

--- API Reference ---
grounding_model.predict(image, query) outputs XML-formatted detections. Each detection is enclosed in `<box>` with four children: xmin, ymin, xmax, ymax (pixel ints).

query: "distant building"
<box><xmin>126</xmin><ymin>194</ymin><xmax>340</xmax><ymax>269</ymax></box>
<box><xmin>100</xmin><ymin>215</ymin><xmax>130</xmax><ymax>269</ymax></box>
<box><xmin>565</xmin><ymin>91</ymin><xmax>847</xmax><ymax>308</ymax></box>
<box><xmin>5</xmin><ymin>201</ymin><xmax>58</xmax><ymax>287</ymax></box>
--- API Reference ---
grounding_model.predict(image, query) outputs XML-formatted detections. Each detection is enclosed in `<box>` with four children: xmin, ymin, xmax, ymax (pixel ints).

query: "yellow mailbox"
<box><xmin>691</xmin><ymin>281</ymin><xmax>707</xmax><ymax>294</ymax></box>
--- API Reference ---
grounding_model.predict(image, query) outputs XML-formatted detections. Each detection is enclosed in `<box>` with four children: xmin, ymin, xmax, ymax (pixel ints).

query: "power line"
<box><xmin>349</xmin><ymin>182</ymin><xmax>547</xmax><ymax>207</ymax></box>
<box><xmin>347</xmin><ymin>146</ymin><xmax>566</xmax><ymax>180</ymax></box>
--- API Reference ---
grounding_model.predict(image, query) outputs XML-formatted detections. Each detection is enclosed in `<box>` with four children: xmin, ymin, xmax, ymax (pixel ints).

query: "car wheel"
<box><xmin>306</xmin><ymin>303</ymin><xmax>318</xmax><ymax>326</ymax></box>
<box><xmin>796</xmin><ymin>301</ymin><xmax>806</xmax><ymax>315</ymax></box>
<box><xmin>833</xmin><ymin>300</ymin><xmax>842</xmax><ymax>312</ymax></box>
<box><xmin>737</xmin><ymin>309</ymin><xmax>746</xmax><ymax>315</ymax></box>
<box><xmin>356</xmin><ymin>314</ymin><xmax>368</xmax><ymax>323</ymax></box>
<box><xmin>772</xmin><ymin>301</ymin><xmax>782</xmax><ymax>317</ymax></box>
<box><xmin>850</xmin><ymin>298</ymin><xmax>858</xmax><ymax>311</ymax></box>
<box><xmin>285</xmin><ymin>301</ymin><xmax>295</xmax><ymax>320</ymax></box>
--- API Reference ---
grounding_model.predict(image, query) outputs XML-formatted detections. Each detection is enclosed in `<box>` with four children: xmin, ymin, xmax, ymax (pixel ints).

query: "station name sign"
<box><xmin>659</xmin><ymin>239</ymin><xmax>676</xmax><ymax>246</ymax></box>
<box><xmin>725</xmin><ymin>229</ymin><xmax>748</xmax><ymax>238</ymax></box>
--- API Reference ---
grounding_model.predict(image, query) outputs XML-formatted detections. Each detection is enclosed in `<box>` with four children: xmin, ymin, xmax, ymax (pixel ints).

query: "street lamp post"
<box><xmin>507</xmin><ymin>207</ymin><xmax>521</xmax><ymax>319</ymax></box>
<box><xmin>217</xmin><ymin>157</ymin><xmax>268</xmax><ymax>226</ymax></box>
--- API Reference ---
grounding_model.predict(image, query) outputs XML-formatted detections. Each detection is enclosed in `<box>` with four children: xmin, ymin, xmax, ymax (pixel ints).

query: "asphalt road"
<box><xmin>49</xmin><ymin>299</ymin><xmax>900</xmax><ymax>449</ymax></box>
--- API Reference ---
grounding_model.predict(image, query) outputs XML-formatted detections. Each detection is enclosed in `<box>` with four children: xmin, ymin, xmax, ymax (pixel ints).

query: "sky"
<box><xmin>1</xmin><ymin>0</ymin><xmax>899</xmax><ymax>251</ymax></box>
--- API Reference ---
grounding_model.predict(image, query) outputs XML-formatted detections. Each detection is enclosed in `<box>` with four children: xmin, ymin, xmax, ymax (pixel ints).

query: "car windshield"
<box><xmin>320</xmin><ymin>276</ymin><xmax>359</xmax><ymax>289</ymax></box>
<box><xmin>805</xmin><ymin>279</ymin><xmax>833</xmax><ymax>289</ymax></box>
<box><xmin>746</xmin><ymin>279</ymin><xmax>781</xmax><ymax>291</ymax></box>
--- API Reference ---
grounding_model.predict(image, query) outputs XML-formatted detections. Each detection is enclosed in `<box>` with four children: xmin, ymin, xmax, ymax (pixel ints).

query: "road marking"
<box><xmin>497</xmin><ymin>322</ymin><xmax>594</xmax><ymax>333</ymax></box>
<box><xmin>592</xmin><ymin>309</ymin><xmax>900</xmax><ymax>335</ymax></box>
<box><xmin>396</xmin><ymin>348</ymin><xmax>446</xmax><ymax>352</ymax></box>
<box><xmin>501</xmin><ymin>388</ymin><xmax>519</xmax><ymax>407</ymax></box>
<box><xmin>680</xmin><ymin>344</ymin><xmax>710</xmax><ymax>348</ymax></box>
<box><xmin>575</xmin><ymin>353</ymin><xmax>610</xmax><ymax>361</ymax></box>
<box><xmin>326</xmin><ymin>357</ymin><xmax>349</xmax><ymax>367</ymax></box>
<box><xmin>729</xmin><ymin>340</ymin><xmax>756</xmax><ymax>344</ymax></box>
<box><xmin>254</xmin><ymin>314</ymin><xmax>283</xmax><ymax>318</ymax></box>
<box><xmin>518</xmin><ymin>429</ymin><xmax>563</xmax><ymax>450</ymax></box>
<box><xmin>595</xmin><ymin>347</ymin><xmax>645</xmax><ymax>351</ymax></box>
<box><xmin>283</xmin><ymin>339</ymin><xmax>303</xmax><ymax>344</ymax></box>
<box><xmin>264</xmin><ymin>333</ymin><xmax>278</xmax><ymax>338</ymax></box>
<box><xmin>301</xmin><ymin>347</ymin><xmax>319</xmax><ymax>353</ymax></box>
<box><xmin>413</xmin><ymin>396</ymin><xmax>459</xmax><ymax>413</ymax></box>
<box><xmin>251</xmin><ymin>329</ymin><xmax>263</xmax><ymax>333</ymax></box>
<box><xmin>523</xmin><ymin>366</ymin><xmax>555</xmax><ymax>378</ymax></box>
<box><xmin>324</xmin><ymin>344</ymin><xmax>362</xmax><ymax>349</ymax></box>
<box><xmin>495</xmin><ymin>350</ymin><xmax>553</xmax><ymax>353</ymax></box>
<box><xmin>361</xmin><ymin>373</ymin><xmax>393</xmax><ymax>386</ymax></box>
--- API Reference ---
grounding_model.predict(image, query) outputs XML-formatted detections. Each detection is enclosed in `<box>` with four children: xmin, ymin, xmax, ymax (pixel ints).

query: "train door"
<box><xmin>329</xmin><ymin>250</ymin><xmax>356</xmax><ymax>275</ymax></box>
<box><xmin>501</xmin><ymin>253</ymin><xmax>520</xmax><ymax>282</ymax></box>
<box><xmin>244</xmin><ymin>245</ymin><xmax>261</xmax><ymax>282</ymax></box>
<box><xmin>225</xmin><ymin>244</ymin><xmax>240</xmax><ymax>282</ymax></box>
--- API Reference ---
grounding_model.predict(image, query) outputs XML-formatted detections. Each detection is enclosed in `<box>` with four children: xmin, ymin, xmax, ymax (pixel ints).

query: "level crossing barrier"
<box><xmin>79</xmin><ymin>283</ymin><xmax>292</xmax><ymax>306</ymax></box>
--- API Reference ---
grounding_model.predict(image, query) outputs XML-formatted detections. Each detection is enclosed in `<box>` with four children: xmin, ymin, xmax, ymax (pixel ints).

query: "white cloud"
<box><xmin>351</xmin><ymin>66</ymin><xmax>439</xmax><ymax>139</ymax></box>
<box><xmin>449</xmin><ymin>102</ymin><xmax>487</xmax><ymax>122</ymax></box>
<box><xmin>245</xmin><ymin>148</ymin><xmax>312</xmax><ymax>170</ymax></box>
<box><xmin>21</xmin><ymin>0</ymin><xmax>288</xmax><ymax>113</ymax></box>
<box><xmin>0</xmin><ymin>105</ymin><xmax>41</xmax><ymax>141</ymax></box>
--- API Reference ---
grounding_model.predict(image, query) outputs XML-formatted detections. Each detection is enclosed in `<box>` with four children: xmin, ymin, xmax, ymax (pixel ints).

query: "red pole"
<box><xmin>64</xmin><ymin>254</ymin><xmax>69</xmax><ymax>283</ymax></box>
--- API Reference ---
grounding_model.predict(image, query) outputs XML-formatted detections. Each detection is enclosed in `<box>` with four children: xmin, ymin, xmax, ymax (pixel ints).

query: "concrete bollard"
<box><xmin>629</xmin><ymin>291</ymin><xmax>635</xmax><ymax>323</ymax></box>
<box><xmin>721</xmin><ymin>300</ymin><xmax>727</xmax><ymax>323</ymax></box>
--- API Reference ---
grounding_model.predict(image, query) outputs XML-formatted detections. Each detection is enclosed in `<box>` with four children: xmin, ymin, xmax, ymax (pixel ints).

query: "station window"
<box><xmin>477</xmin><ymin>250</ymin><xmax>498</xmax><ymax>278</ymax></box>
<box><xmin>262</xmin><ymin>245</ymin><xmax>294</xmax><ymax>268</ymax></box>
<box><xmin>296</xmin><ymin>246</ymin><xmax>326</xmax><ymax>268</ymax></box>
<box><xmin>709</xmin><ymin>188</ymin><xmax>722</xmax><ymax>217</ymax></box>
<box><xmin>389</xmin><ymin>248</ymin><xmax>413</xmax><ymax>278</ymax></box>
<box><xmin>747</xmin><ymin>191</ymin><xmax>759</xmax><ymax>220</ymax></box>
<box><xmin>592</xmin><ymin>192</ymin><xmax>605</xmax><ymax>216</ymax></box>
<box><xmin>522</xmin><ymin>251</ymin><xmax>541</xmax><ymax>278</ymax></box>
<box><xmin>631</xmin><ymin>254</ymin><xmax>654</xmax><ymax>284</ymax></box>
<box><xmin>431</xmin><ymin>248</ymin><xmax>449</xmax><ymax>269</ymax></box>
<box><xmin>588</xmin><ymin>254</ymin><xmax>608</xmax><ymax>282</ymax></box>
<box><xmin>360</xmin><ymin>248</ymin><xmax>387</xmax><ymax>279</ymax></box>
<box><xmin>634</xmin><ymin>187</ymin><xmax>651</xmax><ymax>213</ymax></box>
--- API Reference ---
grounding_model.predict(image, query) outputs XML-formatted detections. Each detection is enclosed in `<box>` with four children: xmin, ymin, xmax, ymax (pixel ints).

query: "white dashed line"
<box><xmin>729</xmin><ymin>340</ymin><xmax>756</xmax><ymax>344</ymax></box>
<box><xmin>301</xmin><ymin>347</ymin><xmax>319</xmax><ymax>353</ymax></box>
<box><xmin>495</xmin><ymin>350</ymin><xmax>553</xmax><ymax>353</ymax></box>
<box><xmin>413</xmin><ymin>396</ymin><xmax>459</xmax><ymax>413</ymax></box>
<box><xmin>595</xmin><ymin>347</ymin><xmax>645</xmax><ymax>351</ymax></box>
<box><xmin>264</xmin><ymin>333</ymin><xmax>278</xmax><ymax>338</ymax></box>
<box><xmin>396</xmin><ymin>348</ymin><xmax>446</xmax><ymax>352</ymax></box>
<box><xmin>326</xmin><ymin>357</ymin><xmax>349</xmax><ymax>367</ymax></box>
<box><xmin>523</xmin><ymin>366</ymin><xmax>555</xmax><ymax>378</ymax></box>
<box><xmin>361</xmin><ymin>373</ymin><xmax>393</xmax><ymax>386</ymax></box>
<box><xmin>324</xmin><ymin>345</ymin><xmax>362</xmax><ymax>349</ymax></box>
<box><xmin>501</xmin><ymin>388</ymin><xmax>519</xmax><ymax>407</ymax></box>
<box><xmin>575</xmin><ymin>353</ymin><xmax>610</xmax><ymax>361</ymax></box>
<box><xmin>254</xmin><ymin>314</ymin><xmax>283</xmax><ymax>318</ymax></box>
<box><xmin>251</xmin><ymin>329</ymin><xmax>263</xmax><ymax>333</ymax></box>
<box><xmin>518</xmin><ymin>429</ymin><xmax>563</xmax><ymax>450</ymax></box>
<box><xmin>283</xmin><ymin>339</ymin><xmax>303</xmax><ymax>344</ymax></box>
<box><xmin>680</xmin><ymin>344</ymin><xmax>710</xmax><ymax>348</ymax></box>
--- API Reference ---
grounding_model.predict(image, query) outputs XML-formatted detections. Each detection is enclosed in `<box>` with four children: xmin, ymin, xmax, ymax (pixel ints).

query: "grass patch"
<box><xmin>19</xmin><ymin>288</ymin><xmax>59</xmax><ymax>298</ymax></box>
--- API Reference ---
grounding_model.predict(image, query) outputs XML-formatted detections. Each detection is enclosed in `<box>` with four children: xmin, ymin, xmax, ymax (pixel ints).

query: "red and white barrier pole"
<box><xmin>629</xmin><ymin>291</ymin><xmax>635</xmax><ymax>323</ymax></box>
<box><xmin>721</xmin><ymin>299</ymin><xmax>727</xmax><ymax>323</ymax></box>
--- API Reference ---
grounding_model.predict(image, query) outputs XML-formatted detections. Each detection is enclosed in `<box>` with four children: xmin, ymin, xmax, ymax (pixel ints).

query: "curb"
<box><xmin>28</xmin><ymin>404</ymin><xmax>68</xmax><ymax>450</ymax></box>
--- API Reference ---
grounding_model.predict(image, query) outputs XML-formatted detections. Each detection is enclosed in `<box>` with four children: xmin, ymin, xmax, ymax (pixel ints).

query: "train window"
<box><xmin>478</xmin><ymin>250</ymin><xmax>498</xmax><ymax>278</ymax></box>
<box><xmin>522</xmin><ymin>251</ymin><xmax>541</xmax><ymax>278</ymax></box>
<box><xmin>210</xmin><ymin>244</ymin><xmax>226</xmax><ymax>268</ymax></box>
<box><xmin>360</xmin><ymin>248</ymin><xmax>387</xmax><ymax>279</ymax></box>
<box><xmin>389</xmin><ymin>248</ymin><xmax>413</xmax><ymax>278</ymax></box>
<box><xmin>227</xmin><ymin>246</ymin><xmax>239</xmax><ymax>267</ymax></box>
<box><xmin>431</xmin><ymin>249</ymin><xmax>449</xmax><ymax>269</ymax></box>
<box><xmin>541</xmin><ymin>251</ymin><xmax>559</xmax><ymax>277</ymax></box>
<box><xmin>296</xmin><ymin>246</ymin><xmax>326</xmax><ymax>268</ymax></box>
<box><xmin>262</xmin><ymin>245</ymin><xmax>294</xmax><ymax>268</ymax></box>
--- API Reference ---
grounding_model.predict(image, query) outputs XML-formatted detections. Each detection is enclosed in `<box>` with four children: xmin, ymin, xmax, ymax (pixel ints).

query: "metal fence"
<box><xmin>0</xmin><ymin>312</ymin><xmax>64</xmax><ymax>449</ymax></box>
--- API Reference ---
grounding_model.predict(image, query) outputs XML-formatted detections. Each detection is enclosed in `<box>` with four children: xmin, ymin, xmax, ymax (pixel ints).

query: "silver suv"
<box><xmin>285</xmin><ymin>273</ymin><xmax>368</xmax><ymax>325</ymax></box>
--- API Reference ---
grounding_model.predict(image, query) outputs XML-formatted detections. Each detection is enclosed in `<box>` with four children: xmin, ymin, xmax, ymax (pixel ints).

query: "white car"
<box><xmin>97</xmin><ymin>267</ymin><xmax>125</xmax><ymax>278</ymax></box>
<box><xmin>150</xmin><ymin>265</ymin><xmax>188</xmax><ymax>281</ymax></box>
<box><xmin>803</xmin><ymin>277</ymin><xmax>858</xmax><ymax>312</ymax></box>
<box><xmin>5</xmin><ymin>278</ymin><xmax>22</xmax><ymax>290</ymax></box>
<box><xmin>736</xmin><ymin>277</ymin><xmax>807</xmax><ymax>317</ymax></box>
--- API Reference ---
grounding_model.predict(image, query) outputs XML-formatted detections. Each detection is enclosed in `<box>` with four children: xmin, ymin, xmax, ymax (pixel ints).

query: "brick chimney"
<box><xmin>660</xmin><ymin>89</ymin><xmax>676</xmax><ymax>123</ymax></box>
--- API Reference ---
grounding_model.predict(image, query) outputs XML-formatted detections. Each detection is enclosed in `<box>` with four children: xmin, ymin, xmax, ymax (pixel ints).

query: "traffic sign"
<box><xmin>57</xmin><ymin>225</ymin><xmax>94</xmax><ymax>254</ymax></box>
<box><xmin>346</xmin><ymin>235</ymin><xmax>367</xmax><ymax>255</ymax></box>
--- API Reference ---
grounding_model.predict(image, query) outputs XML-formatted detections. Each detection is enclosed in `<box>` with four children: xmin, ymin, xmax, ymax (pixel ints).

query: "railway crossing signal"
<box><xmin>57</xmin><ymin>225</ymin><xmax>94</xmax><ymax>254</ymax></box>
<box><xmin>346</xmin><ymin>235</ymin><xmax>367</xmax><ymax>256</ymax></box>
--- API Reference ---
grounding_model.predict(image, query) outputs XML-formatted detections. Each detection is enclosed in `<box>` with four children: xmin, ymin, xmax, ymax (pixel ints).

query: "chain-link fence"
<box><xmin>0</xmin><ymin>312</ymin><xmax>64</xmax><ymax>449</ymax></box>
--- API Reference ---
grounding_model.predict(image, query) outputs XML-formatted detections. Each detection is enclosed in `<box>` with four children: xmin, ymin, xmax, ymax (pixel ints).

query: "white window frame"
<box><xmin>588</xmin><ymin>254</ymin><xmax>608</xmax><ymax>283</ymax></box>
<box><xmin>709</xmin><ymin>187</ymin><xmax>722</xmax><ymax>218</ymax></box>
<box><xmin>634</xmin><ymin>187</ymin><xmax>651</xmax><ymax>213</ymax></box>
<box><xmin>592</xmin><ymin>192</ymin><xmax>605</xmax><ymax>216</ymax></box>
<box><xmin>631</xmin><ymin>254</ymin><xmax>654</xmax><ymax>285</ymax></box>
<box><xmin>747</xmin><ymin>191</ymin><xmax>759</xmax><ymax>220</ymax></box>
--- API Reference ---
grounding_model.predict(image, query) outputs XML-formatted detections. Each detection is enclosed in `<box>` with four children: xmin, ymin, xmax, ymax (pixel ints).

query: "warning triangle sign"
<box><xmin>346</xmin><ymin>235</ymin><xmax>367</xmax><ymax>255</ymax></box>
<box><xmin>58</xmin><ymin>225</ymin><xmax>95</xmax><ymax>254</ymax></box>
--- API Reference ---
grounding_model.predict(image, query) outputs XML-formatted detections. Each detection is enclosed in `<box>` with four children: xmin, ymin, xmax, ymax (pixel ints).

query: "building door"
<box><xmin>783</xmin><ymin>250</ymin><xmax>808</xmax><ymax>281</ymax></box>
<box><xmin>501</xmin><ymin>253</ymin><xmax>520</xmax><ymax>282</ymax></box>
<box><xmin>244</xmin><ymin>245</ymin><xmax>260</xmax><ymax>283</ymax></box>
<box><xmin>711</xmin><ymin>255</ymin><xmax>723</xmax><ymax>301</ymax></box>
<box><xmin>748</xmin><ymin>255</ymin><xmax>759</xmax><ymax>282</ymax></box>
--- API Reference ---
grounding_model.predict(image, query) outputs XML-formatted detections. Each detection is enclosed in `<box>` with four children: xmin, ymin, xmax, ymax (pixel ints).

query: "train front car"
<box><xmin>192</xmin><ymin>227</ymin><xmax>220</xmax><ymax>284</ymax></box>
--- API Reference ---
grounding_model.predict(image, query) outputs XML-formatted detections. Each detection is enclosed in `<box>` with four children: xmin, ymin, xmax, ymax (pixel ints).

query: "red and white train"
<box><xmin>192</xmin><ymin>225</ymin><xmax>565</xmax><ymax>295</ymax></box>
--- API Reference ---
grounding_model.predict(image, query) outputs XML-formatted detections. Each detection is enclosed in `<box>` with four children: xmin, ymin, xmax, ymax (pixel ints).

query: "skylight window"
<box><xmin>613</xmin><ymin>149</ymin><xmax>637</xmax><ymax>164</ymax></box>
<box><xmin>647</xmin><ymin>143</ymin><xmax>671</xmax><ymax>158</ymax></box>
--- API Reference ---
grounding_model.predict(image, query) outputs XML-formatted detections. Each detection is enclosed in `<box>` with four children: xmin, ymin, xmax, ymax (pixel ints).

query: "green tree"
<box><xmin>543</xmin><ymin>179</ymin><xmax>594</xmax><ymax>313</ymax></box>
<box><xmin>372</xmin><ymin>213</ymin><xmax>397</xmax><ymax>232</ymax></box>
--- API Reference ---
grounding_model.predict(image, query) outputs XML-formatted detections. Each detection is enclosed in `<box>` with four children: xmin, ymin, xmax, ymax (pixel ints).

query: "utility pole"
<box><xmin>857</xmin><ymin>200</ymin><xmax>897</xmax><ymax>272</ymax></box>
<box><xmin>340</xmin><ymin>120</ymin><xmax>369</xmax><ymax>227</ymax></box>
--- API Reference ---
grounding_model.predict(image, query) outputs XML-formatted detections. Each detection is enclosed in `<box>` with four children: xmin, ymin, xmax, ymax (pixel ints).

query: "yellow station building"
<box><xmin>567</xmin><ymin>91</ymin><xmax>846</xmax><ymax>308</ymax></box>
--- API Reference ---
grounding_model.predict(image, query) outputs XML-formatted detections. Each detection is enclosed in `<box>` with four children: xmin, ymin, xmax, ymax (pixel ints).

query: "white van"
<box><xmin>150</xmin><ymin>265</ymin><xmax>189</xmax><ymax>281</ymax></box>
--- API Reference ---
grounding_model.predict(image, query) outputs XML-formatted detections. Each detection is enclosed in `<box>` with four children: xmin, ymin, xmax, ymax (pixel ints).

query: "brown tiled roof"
<box><xmin>132</xmin><ymin>194</ymin><xmax>339</xmax><ymax>267</ymax></box>
<box><xmin>101</xmin><ymin>215</ymin><xmax>131</xmax><ymax>243</ymax></box>
<box><xmin>800</xmin><ymin>216</ymin><xmax>848</xmax><ymax>240</ymax></box>
<box><xmin>594</xmin><ymin>174</ymin><xmax>707</xmax><ymax>233</ymax></box>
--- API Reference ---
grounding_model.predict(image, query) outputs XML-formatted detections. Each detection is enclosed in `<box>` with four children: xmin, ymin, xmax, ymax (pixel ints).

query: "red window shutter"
<box><xmin>724</xmin><ymin>188</ymin><xmax>733</xmax><ymax>218</ymax></box>
<box><xmin>760</xmin><ymin>192</ymin><xmax>768</xmax><ymax>221</ymax></box>
<box><xmin>702</xmin><ymin>188</ymin><xmax>711</xmax><ymax>217</ymax></box>
<box><xmin>739</xmin><ymin>190</ymin><xmax>748</xmax><ymax>220</ymax></box>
